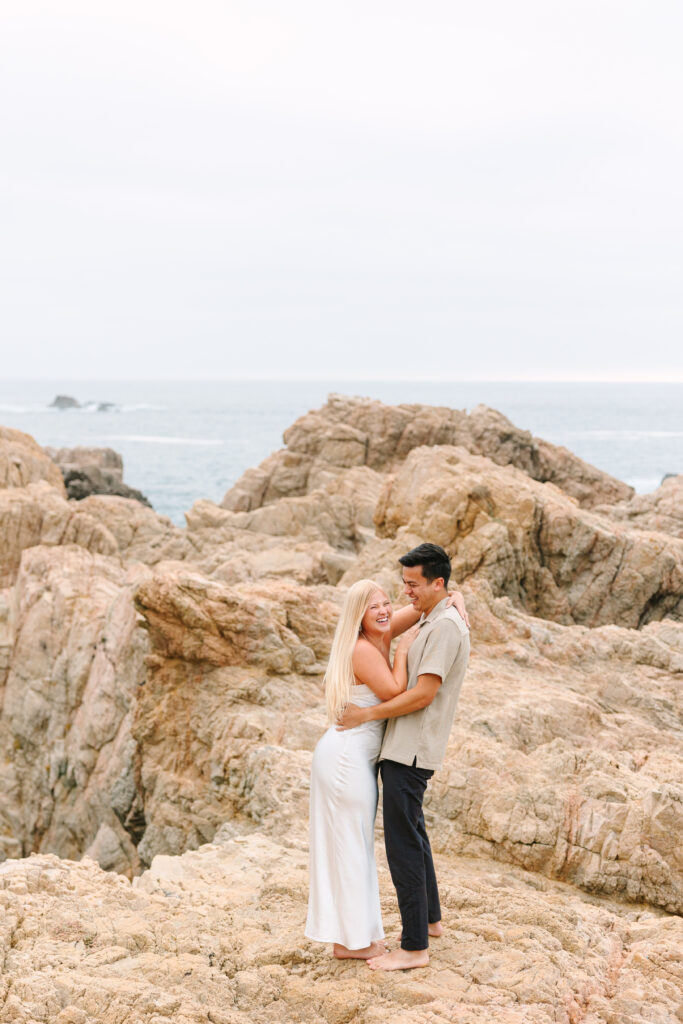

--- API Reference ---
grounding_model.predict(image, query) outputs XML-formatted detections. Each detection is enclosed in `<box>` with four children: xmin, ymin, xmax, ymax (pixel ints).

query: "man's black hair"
<box><xmin>398</xmin><ymin>543</ymin><xmax>451</xmax><ymax>588</ymax></box>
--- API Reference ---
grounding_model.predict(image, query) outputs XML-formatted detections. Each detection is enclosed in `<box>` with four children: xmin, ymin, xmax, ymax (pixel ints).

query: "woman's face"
<box><xmin>361</xmin><ymin>589</ymin><xmax>393</xmax><ymax>637</ymax></box>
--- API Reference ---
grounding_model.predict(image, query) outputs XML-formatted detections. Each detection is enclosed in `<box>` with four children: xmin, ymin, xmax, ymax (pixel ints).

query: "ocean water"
<box><xmin>1</xmin><ymin>380</ymin><xmax>681</xmax><ymax>525</ymax></box>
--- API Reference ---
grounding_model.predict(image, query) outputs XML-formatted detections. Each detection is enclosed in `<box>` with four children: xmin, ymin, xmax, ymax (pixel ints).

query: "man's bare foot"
<box><xmin>334</xmin><ymin>940</ymin><xmax>387</xmax><ymax>959</ymax></box>
<box><xmin>428</xmin><ymin>921</ymin><xmax>443</xmax><ymax>938</ymax></box>
<box><xmin>367</xmin><ymin>948</ymin><xmax>429</xmax><ymax>971</ymax></box>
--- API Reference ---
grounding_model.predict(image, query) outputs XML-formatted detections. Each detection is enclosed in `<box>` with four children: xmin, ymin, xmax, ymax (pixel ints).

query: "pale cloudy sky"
<box><xmin>1</xmin><ymin>1</ymin><xmax>682</xmax><ymax>380</ymax></box>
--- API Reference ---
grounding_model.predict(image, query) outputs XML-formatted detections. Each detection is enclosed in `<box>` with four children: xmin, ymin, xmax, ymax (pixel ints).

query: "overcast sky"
<box><xmin>1</xmin><ymin>1</ymin><xmax>682</xmax><ymax>381</ymax></box>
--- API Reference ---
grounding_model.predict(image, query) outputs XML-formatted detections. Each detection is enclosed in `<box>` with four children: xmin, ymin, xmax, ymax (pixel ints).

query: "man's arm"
<box><xmin>337</xmin><ymin>673</ymin><xmax>442</xmax><ymax>730</ymax></box>
<box><xmin>391</xmin><ymin>590</ymin><xmax>469</xmax><ymax>638</ymax></box>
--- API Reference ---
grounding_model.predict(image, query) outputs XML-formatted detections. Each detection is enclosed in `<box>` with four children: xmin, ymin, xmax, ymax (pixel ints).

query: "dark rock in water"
<box><xmin>96</xmin><ymin>402</ymin><xmax>116</xmax><ymax>412</ymax></box>
<box><xmin>50</xmin><ymin>395</ymin><xmax>80</xmax><ymax>409</ymax></box>
<box><xmin>62</xmin><ymin>466</ymin><xmax>152</xmax><ymax>506</ymax></box>
<box><xmin>45</xmin><ymin>445</ymin><xmax>151</xmax><ymax>507</ymax></box>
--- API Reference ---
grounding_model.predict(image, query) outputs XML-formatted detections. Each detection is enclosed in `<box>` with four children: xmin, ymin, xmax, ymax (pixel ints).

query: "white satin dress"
<box><xmin>305</xmin><ymin>684</ymin><xmax>386</xmax><ymax>949</ymax></box>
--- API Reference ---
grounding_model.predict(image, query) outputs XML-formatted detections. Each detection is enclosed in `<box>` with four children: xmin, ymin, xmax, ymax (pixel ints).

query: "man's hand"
<box><xmin>336</xmin><ymin>703</ymin><xmax>370</xmax><ymax>731</ymax></box>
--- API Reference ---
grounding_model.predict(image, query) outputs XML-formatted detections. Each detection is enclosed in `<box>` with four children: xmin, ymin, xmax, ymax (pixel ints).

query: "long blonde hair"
<box><xmin>324</xmin><ymin>579</ymin><xmax>385</xmax><ymax>722</ymax></box>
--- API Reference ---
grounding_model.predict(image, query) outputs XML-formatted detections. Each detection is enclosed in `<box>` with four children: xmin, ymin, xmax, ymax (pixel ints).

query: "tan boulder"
<box><xmin>45</xmin><ymin>444</ymin><xmax>124</xmax><ymax>476</ymax></box>
<box><xmin>182</xmin><ymin>465</ymin><xmax>383</xmax><ymax>586</ymax></box>
<box><xmin>0</xmin><ymin>482</ymin><xmax>118</xmax><ymax>587</ymax></box>
<box><xmin>0</xmin><ymin>545</ymin><xmax>148</xmax><ymax>874</ymax></box>
<box><xmin>418</xmin><ymin>580</ymin><xmax>683</xmax><ymax>914</ymax></box>
<box><xmin>0</xmin><ymin>425</ymin><xmax>66</xmax><ymax>493</ymax></box>
<box><xmin>133</xmin><ymin>571</ymin><xmax>336</xmax><ymax>672</ymax></box>
<box><xmin>222</xmin><ymin>395</ymin><xmax>632</xmax><ymax>512</ymax></box>
<box><xmin>597</xmin><ymin>474</ymin><xmax>683</xmax><ymax>538</ymax></box>
<box><xmin>77</xmin><ymin>494</ymin><xmax>195</xmax><ymax>564</ymax></box>
<box><xmin>130</xmin><ymin>572</ymin><xmax>338</xmax><ymax>862</ymax></box>
<box><xmin>369</xmin><ymin>445</ymin><xmax>683</xmax><ymax>628</ymax></box>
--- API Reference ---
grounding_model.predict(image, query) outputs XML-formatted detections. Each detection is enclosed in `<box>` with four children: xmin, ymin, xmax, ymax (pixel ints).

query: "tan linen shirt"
<box><xmin>379</xmin><ymin>598</ymin><xmax>470</xmax><ymax>770</ymax></box>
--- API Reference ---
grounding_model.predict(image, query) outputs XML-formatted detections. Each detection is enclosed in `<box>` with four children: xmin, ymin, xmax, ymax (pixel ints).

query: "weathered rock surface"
<box><xmin>0</xmin><ymin>482</ymin><xmax>118</xmax><ymax>588</ymax></box>
<box><xmin>0</xmin><ymin>425</ymin><xmax>66</xmax><ymax>493</ymax></box>
<box><xmin>46</xmin><ymin>446</ymin><xmax>124</xmax><ymax>476</ymax></box>
<box><xmin>365</xmin><ymin>445</ymin><xmax>683</xmax><ymax>628</ymax></box>
<box><xmin>1</xmin><ymin>839</ymin><xmax>681</xmax><ymax>1024</ymax></box>
<box><xmin>0</xmin><ymin>546</ymin><xmax>148</xmax><ymax>874</ymax></box>
<box><xmin>597</xmin><ymin>474</ymin><xmax>683</xmax><ymax>539</ymax></box>
<box><xmin>130</xmin><ymin>572</ymin><xmax>337</xmax><ymax>864</ymax></box>
<box><xmin>427</xmin><ymin>580</ymin><xmax>683</xmax><ymax>914</ymax></box>
<box><xmin>222</xmin><ymin>395</ymin><xmax>633</xmax><ymax>512</ymax></box>
<box><xmin>77</xmin><ymin>495</ymin><xmax>193</xmax><ymax>565</ymax></box>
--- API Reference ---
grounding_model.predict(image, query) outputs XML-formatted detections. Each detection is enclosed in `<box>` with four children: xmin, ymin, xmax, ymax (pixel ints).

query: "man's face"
<box><xmin>402</xmin><ymin>565</ymin><xmax>443</xmax><ymax>614</ymax></box>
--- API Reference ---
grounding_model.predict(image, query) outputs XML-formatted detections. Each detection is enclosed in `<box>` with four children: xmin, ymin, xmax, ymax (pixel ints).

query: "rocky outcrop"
<box><xmin>184</xmin><ymin>464</ymin><xmax>383</xmax><ymax>586</ymax></box>
<box><xmin>0</xmin><ymin>482</ymin><xmax>118</xmax><ymax>588</ymax></box>
<box><xmin>0</xmin><ymin>425</ymin><xmax>66</xmax><ymax>493</ymax></box>
<box><xmin>0</xmin><ymin>397</ymin><xmax>681</xmax><ymax>1020</ymax></box>
<box><xmin>0</xmin><ymin>546</ymin><xmax>148</xmax><ymax>874</ymax></box>
<box><xmin>76</xmin><ymin>495</ymin><xmax>193</xmax><ymax>565</ymax></box>
<box><xmin>222</xmin><ymin>395</ymin><xmax>633</xmax><ymax>512</ymax></box>
<box><xmin>365</xmin><ymin>445</ymin><xmax>683</xmax><ymax>628</ymax></box>
<box><xmin>597</xmin><ymin>474</ymin><xmax>683</xmax><ymax>539</ymax></box>
<box><xmin>4</xmin><ymin>536</ymin><xmax>679</xmax><ymax>914</ymax></box>
<box><xmin>0</xmin><ymin>838</ymin><xmax>681</xmax><ymax>1024</ymax></box>
<box><xmin>130</xmin><ymin>572</ymin><xmax>337</xmax><ymax>864</ymax></box>
<box><xmin>46</xmin><ymin>446</ymin><xmax>124</xmax><ymax>476</ymax></box>
<box><xmin>428</xmin><ymin>580</ymin><xmax>683</xmax><ymax>914</ymax></box>
<box><xmin>46</xmin><ymin>445</ymin><xmax>152</xmax><ymax>506</ymax></box>
<box><xmin>49</xmin><ymin>394</ymin><xmax>80</xmax><ymax>409</ymax></box>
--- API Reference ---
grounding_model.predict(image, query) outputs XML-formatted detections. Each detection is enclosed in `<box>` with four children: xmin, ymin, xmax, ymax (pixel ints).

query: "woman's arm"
<box><xmin>451</xmin><ymin>590</ymin><xmax>470</xmax><ymax>629</ymax></box>
<box><xmin>352</xmin><ymin>631</ymin><xmax>416</xmax><ymax>701</ymax></box>
<box><xmin>390</xmin><ymin>603</ymin><xmax>420</xmax><ymax>639</ymax></box>
<box><xmin>391</xmin><ymin>590</ymin><xmax>470</xmax><ymax>639</ymax></box>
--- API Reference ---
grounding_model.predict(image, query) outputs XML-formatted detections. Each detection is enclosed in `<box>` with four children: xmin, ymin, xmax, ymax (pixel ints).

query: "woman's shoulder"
<box><xmin>352</xmin><ymin>634</ymin><xmax>389</xmax><ymax>658</ymax></box>
<box><xmin>352</xmin><ymin>635</ymin><xmax>390</xmax><ymax>682</ymax></box>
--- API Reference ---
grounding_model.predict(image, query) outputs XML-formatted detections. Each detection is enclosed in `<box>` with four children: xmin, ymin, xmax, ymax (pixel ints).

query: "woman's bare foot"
<box><xmin>334</xmin><ymin>940</ymin><xmax>387</xmax><ymax>959</ymax></box>
<box><xmin>428</xmin><ymin>921</ymin><xmax>443</xmax><ymax>937</ymax></box>
<box><xmin>367</xmin><ymin>949</ymin><xmax>429</xmax><ymax>971</ymax></box>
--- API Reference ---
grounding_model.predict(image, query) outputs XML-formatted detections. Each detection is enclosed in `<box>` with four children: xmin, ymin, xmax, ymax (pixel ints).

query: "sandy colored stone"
<box><xmin>0</xmin><ymin>425</ymin><xmax>66</xmax><ymax>493</ymax></box>
<box><xmin>0</xmin><ymin>838</ymin><xmax>680</xmax><ymax>1024</ymax></box>
<box><xmin>0</xmin><ymin>481</ymin><xmax>118</xmax><ymax>587</ymax></box>
<box><xmin>130</xmin><ymin>573</ymin><xmax>338</xmax><ymax>863</ymax></box>
<box><xmin>221</xmin><ymin>395</ymin><xmax>632</xmax><ymax>512</ymax></box>
<box><xmin>45</xmin><ymin>445</ymin><xmax>124</xmax><ymax>476</ymax></box>
<box><xmin>77</xmin><ymin>494</ymin><xmax>195</xmax><ymax>564</ymax></box>
<box><xmin>0</xmin><ymin>545</ymin><xmax>148</xmax><ymax>874</ymax></box>
<box><xmin>367</xmin><ymin>445</ymin><xmax>683</xmax><ymax>628</ymax></box>
<box><xmin>597</xmin><ymin>474</ymin><xmax>683</xmax><ymax>538</ymax></box>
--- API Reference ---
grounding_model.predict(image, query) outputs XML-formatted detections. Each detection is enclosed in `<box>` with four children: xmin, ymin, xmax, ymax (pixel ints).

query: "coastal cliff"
<box><xmin>0</xmin><ymin>398</ymin><xmax>681</xmax><ymax>1023</ymax></box>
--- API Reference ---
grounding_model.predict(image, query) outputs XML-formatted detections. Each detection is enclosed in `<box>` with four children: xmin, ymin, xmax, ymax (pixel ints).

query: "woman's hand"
<box><xmin>446</xmin><ymin>590</ymin><xmax>470</xmax><ymax>629</ymax></box>
<box><xmin>396</xmin><ymin>623</ymin><xmax>420</xmax><ymax>653</ymax></box>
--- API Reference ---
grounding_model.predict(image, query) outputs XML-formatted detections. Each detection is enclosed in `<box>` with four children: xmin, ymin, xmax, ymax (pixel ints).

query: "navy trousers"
<box><xmin>380</xmin><ymin>758</ymin><xmax>441</xmax><ymax>950</ymax></box>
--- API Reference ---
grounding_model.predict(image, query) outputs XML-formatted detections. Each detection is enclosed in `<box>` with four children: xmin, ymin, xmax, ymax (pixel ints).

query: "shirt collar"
<box><xmin>419</xmin><ymin>597</ymin><xmax>449</xmax><ymax>626</ymax></box>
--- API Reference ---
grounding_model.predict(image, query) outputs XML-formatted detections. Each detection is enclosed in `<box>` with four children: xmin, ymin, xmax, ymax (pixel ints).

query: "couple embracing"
<box><xmin>305</xmin><ymin>543</ymin><xmax>470</xmax><ymax>971</ymax></box>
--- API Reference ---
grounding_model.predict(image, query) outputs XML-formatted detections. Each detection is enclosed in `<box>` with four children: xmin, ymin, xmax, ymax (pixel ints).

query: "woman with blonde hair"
<box><xmin>305</xmin><ymin>578</ymin><xmax>466</xmax><ymax>959</ymax></box>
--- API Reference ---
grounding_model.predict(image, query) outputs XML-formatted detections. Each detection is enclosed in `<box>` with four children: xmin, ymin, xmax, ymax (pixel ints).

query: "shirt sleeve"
<box><xmin>417</xmin><ymin>619</ymin><xmax>461</xmax><ymax>682</ymax></box>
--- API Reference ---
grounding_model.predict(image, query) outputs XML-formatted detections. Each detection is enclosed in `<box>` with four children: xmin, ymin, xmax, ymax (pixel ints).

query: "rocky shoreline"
<box><xmin>0</xmin><ymin>397</ymin><xmax>681</xmax><ymax>1023</ymax></box>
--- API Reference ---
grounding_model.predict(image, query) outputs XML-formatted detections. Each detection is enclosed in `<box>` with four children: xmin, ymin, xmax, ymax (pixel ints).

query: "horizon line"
<box><xmin>3</xmin><ymin>377</ymin><xmax>683</xmax><ymax>385</ymax></box>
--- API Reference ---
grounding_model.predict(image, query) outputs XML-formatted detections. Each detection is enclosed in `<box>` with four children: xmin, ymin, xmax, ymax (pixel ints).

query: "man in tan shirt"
<box><xmin>338</xmin><ymin>543</ymin><xmax>470</xmax><ymax>971</ymax></box>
